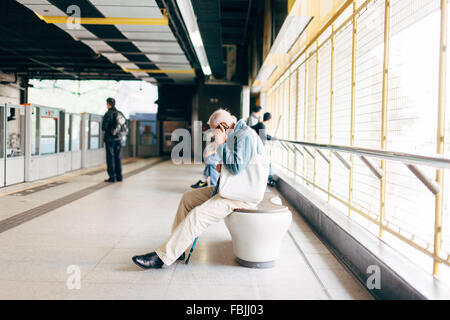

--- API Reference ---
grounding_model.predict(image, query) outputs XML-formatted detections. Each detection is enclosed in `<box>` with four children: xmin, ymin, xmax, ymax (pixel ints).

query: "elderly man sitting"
<box><xmin>132</xmin><ymin>109</ymin><xmax>262</xmax><ymax>269</ymax></box>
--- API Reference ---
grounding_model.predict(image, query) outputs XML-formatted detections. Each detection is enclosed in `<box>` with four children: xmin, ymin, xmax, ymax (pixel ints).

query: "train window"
<box><xmin>6</xmin><ymin>107</ymin><xmax>25</xmax><ymax>158</ymax></box>
<box><xmin>71</xmin><ymin>114</ymin><xmax>81</xmax><ymax>151</ymax></box>
<box><xmin>139</xmin><ymin>121</ymin><xmax>157</xmax><ymax>145</ymax></box>
<box><xmin>40</xmin><ymin>117</ymin><xmax>57</xmax><ymax>154</ymax></box>
<box><xmin>89</xmin><ymin>119</ymin><xmax>100</xmax><ymax>150</ymax></box>
<box><xmin>39</xmin><ymin>108</ymin><xmax>58</xmax><ymax>155</ymax></box>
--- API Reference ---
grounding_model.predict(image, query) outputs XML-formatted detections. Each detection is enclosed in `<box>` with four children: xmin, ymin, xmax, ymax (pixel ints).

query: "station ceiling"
<box><xmin>0</xmin><ymin>0</ymin><xmax>259</xmax><ymax>85</ymax></box>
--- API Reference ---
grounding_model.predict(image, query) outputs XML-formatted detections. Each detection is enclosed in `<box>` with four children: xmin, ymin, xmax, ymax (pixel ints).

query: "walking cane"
<box><xmin>185</xmin><ymin>237</ymin><xmax>198</xmax><ymax>264</ymax></box>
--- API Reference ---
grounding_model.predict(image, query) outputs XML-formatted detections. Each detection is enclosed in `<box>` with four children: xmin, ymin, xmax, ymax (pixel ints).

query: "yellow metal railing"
<box><xmin>266</xmin><ymin>0</ymin><xmax>449</xmax><ymax>278</ymax></box>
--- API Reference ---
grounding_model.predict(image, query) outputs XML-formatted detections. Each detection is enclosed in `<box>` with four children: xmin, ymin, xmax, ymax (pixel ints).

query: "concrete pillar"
<box><xmin>24</xmin><ymin>105</ymin><xmax>31</xmax><ymax>181</ymax></box>
<box><xmin>241</xmin><ymin>86</ymin><xmax>250</xmax><ymax>120</ymax></box>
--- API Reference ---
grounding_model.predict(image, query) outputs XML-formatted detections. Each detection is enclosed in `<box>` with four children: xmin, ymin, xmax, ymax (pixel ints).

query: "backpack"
<box><xmin>111</xmin><ymin>110</ymin><xmax>128</xmax><ymax>138</ymax></box>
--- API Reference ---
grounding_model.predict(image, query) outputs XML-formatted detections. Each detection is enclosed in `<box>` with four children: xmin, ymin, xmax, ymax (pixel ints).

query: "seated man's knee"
<box><xmin>180</xmin><ymin>189</ymin><xmax>199</xmax><ymax>207</ymax></box>
<box><xmin>180</xmin><ymin>190</ymin><xmax>191</xmax><ymax>205</ymax></box>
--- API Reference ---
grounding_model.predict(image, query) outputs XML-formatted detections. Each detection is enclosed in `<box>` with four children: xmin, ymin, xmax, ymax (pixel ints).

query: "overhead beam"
<box><xmin>35</xmin><ymin>15</ymin><xmax>169</xmax><ymax>26</ymax></box>
<box><xmin>113</xmin><ymin>61</ymin><xmax>188</xmax><ymax>66</ymax></box>
<box><xmin>77</xmin><ymin>38</ymin><xmax>177</xmax><ymax>43</ymax></box>
<box><xmin>121</xmin><ymin>67</ymin><xmax>195</xmax><ymax>74</ymax></box>
<box><xmin>99</xmin><ymin>51</ymin><xmax>184</xmax><ymax>56</ymax></box>
<box><xmin>0</xmin><ymin>45</ymin><xmax>79</xmax><ymax>79</ymax></box>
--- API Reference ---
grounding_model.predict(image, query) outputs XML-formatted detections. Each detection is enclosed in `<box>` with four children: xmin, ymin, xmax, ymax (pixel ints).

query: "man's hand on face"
<box><xmin>214</xmin><ymin>124</ymin><xmax>228</xmax><ymax>145</ymax></box>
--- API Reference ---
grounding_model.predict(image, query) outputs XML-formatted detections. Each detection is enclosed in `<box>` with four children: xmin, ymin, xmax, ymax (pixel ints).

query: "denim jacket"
<box><xmin>216</xmin><ymin>119</ymin><xmax>264</xmax><ymax>176</ymax></box>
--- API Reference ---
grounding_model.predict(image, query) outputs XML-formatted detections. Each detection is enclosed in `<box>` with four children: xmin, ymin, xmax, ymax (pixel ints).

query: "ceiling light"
<box><xmin>176</xmin><ymin>0</ymin><xmax>211</xmax><ymax>76</ymax></box>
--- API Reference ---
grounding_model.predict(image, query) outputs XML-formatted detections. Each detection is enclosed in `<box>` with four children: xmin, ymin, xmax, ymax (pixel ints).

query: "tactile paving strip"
<box><xmin>9</xmin><ymin>181</ymin><xmax>67</xmax><ymax>197</ymax></box>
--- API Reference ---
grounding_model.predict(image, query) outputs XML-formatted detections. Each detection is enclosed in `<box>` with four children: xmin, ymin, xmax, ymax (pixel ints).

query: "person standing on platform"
<box><xmin>246</xmin><ymin>105</ymin><xmax>262</xmax><ymax>127</ymax></box>
<box><xmin>102</xmin><ymin>97</ymin><xmax>126</xmax><ymax>183</ymax></box>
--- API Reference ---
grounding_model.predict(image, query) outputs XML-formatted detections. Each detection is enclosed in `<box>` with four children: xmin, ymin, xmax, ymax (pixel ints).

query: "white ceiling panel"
<box><xmin>54</xmin><ymin>23</ymin><xmax>98</xmax><ymax>40</ymax></box>
<box><xmin>15</xmin><ymin>0</ymin><xmax>51</xmax><ymax>4</ymax></box>
<box><xmin>116</xmin><ymin>25</ymin><xmax>171</xmax><ymax>33</ymax></box>
<box><xmin>146</xmin><ymin>54</ymin><xmax>189</xmax><ymax>64</ymax></box>
<box><xmin>20</xmin><ymin>4</ymin><xmax>65</xmax><ymax>16</ymax></box>
<box><xmin>139</xmin><ymin>77</ymin><xmax>157</xmax><ymax>83</ymax></box>
<box><xmin>116</xmin><ymin>62</ymin><xmax>139</xmax><ymax>69</ymax></box>
<box><xmin>133</xmin><ymin>41</ymin><xmax>181</xmax><ymax>51</ymax></box>
<box><xmin>95</xmin><ymin>6</ymin><xmax>163</xmax><ymax>18</ymax></box>
<box><xmin>134</xmin><ymin>47</ymin><xmax>184</xmax><ymax>55</ymax></box>
<box><xmin>89</xmin><ymin>0</ymin><xmax>158</xmax><ymax>6</ymax></box>
<box><xmin>155</xmin><ymin>64</ymin><xmax>192</xmax><ymax>70</ymax></box>
<box><xmin>101</xmin><ymin>53</ymin><xmax>128</xmax><ymax>63</ymax></box>
<box><xmin>121</xmin><ymin>32</ymin><xmax>176</xmax><ymax>41</ymax></box>
<box><xmin>131</xmin><ymin>72</ymin><xmax>149</xmax><ymax>77</ymax></box>
<box><xmin>62</xmin><ymin>29</ymin><xmax>99</xmax><ymax>40</ymax></box>
<box><xmin>81</xmin><ymin>40</ymin><xmax>115</xmax><ymax>52</ymax></box>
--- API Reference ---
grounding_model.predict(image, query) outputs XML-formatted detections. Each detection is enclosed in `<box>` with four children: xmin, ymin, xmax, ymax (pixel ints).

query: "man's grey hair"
<box><xmin>207</xmin><ymin>109</ymin><xmax>234</xmax><ymax>128</ymax></box>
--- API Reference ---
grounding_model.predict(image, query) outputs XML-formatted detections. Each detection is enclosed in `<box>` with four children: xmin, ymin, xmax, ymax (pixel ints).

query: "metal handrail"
<box><xmin>272</xmin><ymin>138</ymin><xmax>450</xmax><ymax>170</ymax></box>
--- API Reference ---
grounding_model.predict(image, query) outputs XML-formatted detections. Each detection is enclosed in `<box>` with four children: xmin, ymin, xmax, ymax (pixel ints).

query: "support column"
<box><xmin>313</xmin><ymin>42</ymin><xmax>319</xmax><ymax>191</ymax></box>
<box><xmin>348</xmin><ymin>0</ymin><xmax>357</xmax><ymax>216</ymax></box>
<box><xmin>241</xmin><ymin>86</ymin><xmax>250</xmax><ymax>119</ymax></box>
<box><xmin>328</xmin><ymin>25</ymin><xmax>336</xmax><ymax>202</ymax></box>
<box><xmin>380</xmin><ymin>0</ymin><xmax>391</xmax><ymax>238</ymax></box>
<box><xmin>24</xmin><ymin>105</ymin><xmax>31</xmax><ymax>182</ymax></box>
<box><xmin>294</xmin><ymin>69</ymin><xmax>299</xmax><ymax>176</ymax></box>
<box><xmin>433</xmin><ymin>0</ymin><xmax>447</xmax><ymax>277</ymax></box>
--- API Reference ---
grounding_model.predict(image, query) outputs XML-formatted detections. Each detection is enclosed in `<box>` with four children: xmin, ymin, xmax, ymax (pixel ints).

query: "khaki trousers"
<box><xmin>155</xmin><ymin>186</ymin><xmax>256</xmax><ymax>266</ymax></box>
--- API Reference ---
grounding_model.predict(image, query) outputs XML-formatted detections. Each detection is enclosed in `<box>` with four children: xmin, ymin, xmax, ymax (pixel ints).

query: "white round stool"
<box><xmin>224</xmin><ymin>192</ymin><xmax>292</xmax><ymax>268</ymax></box>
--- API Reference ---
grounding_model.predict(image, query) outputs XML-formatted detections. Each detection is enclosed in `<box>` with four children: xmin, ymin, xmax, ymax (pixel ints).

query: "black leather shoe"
<box><xmin>191</xmin><ymin>180</ymin><xmax>208</xmax><ymax>189</ymax></box>
<box><xmin>132</xmin><ymin>252</ymin><xmax>164</xmax><ymax>269</ymax></box>
<box><xmin>116</xmin><ymin>177</ymin><xmax>123</xmax><ymax>182</ymax></box>
<box><xmin>267</xmin><ymin>179</ymin><xmax>277</xmax><ymax>187</ymax></box>
<box><xmin>177</xmin><ymin>252</ymin><xmax>185</xmax><ymax>261</ymax></box>
<box><xmin>104</xmin><ymin>178</ymin><xmax>115</xmax><ymax>183</ymax></box>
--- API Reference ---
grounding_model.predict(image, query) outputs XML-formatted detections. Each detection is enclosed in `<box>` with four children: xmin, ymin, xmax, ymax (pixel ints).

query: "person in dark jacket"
<box><xmin>246</xmin><ymin>105</ymin><xmax>262</xmax><ymax>127</ymax></box>
<box><xmin>251</xmin><ymin>112</ymin><xmax>274</xmax><ymax>144</ymax></box>
<box><xmin>102</xmin><ymin>97</ymin><xmax>123</xmax><ymax>183</ymax></box>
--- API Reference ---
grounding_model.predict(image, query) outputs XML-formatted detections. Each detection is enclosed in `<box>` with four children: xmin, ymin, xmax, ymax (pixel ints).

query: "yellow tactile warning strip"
<box><xmin>9</xmin><ymin>181</ymin><xmax>67</xmax><ymax>197</ymax></box>
<box><xmin>0</xmin><ymin>158</ymin><xmax>166</xmax><ymax>234</ymax></box>
<box><xmin>0</xmin><ymin>157</ymin><xmax>138</xmax><ymax>198</ymax></box>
